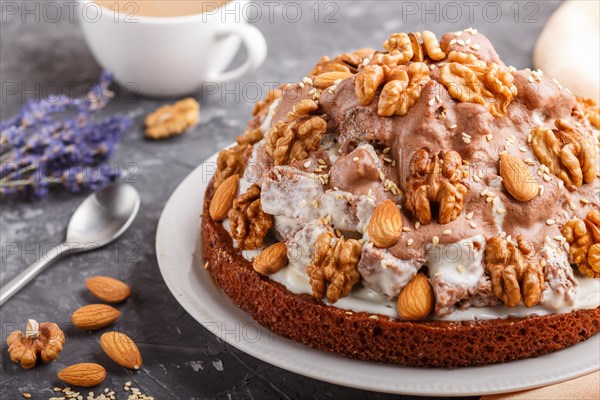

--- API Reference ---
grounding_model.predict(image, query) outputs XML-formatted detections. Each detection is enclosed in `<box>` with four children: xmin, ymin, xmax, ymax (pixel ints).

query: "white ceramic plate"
<box><xmin>156</xmin><ymin>149</ymin><xmax>600</xmax><ymax>396</ymax></box>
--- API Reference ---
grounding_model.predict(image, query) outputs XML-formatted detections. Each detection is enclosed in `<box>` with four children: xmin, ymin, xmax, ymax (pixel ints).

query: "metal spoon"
<box><xmin>0</xmin><ymin>184</ymin><xmax>140</xmax><ymax>306</ymax></box>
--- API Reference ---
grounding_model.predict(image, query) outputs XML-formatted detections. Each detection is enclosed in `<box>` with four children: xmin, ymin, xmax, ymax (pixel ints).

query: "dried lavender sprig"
<box><xmin>0</xmin><ymin>72</ymin><xmax>132</xmax><ymax>200</ymax></box>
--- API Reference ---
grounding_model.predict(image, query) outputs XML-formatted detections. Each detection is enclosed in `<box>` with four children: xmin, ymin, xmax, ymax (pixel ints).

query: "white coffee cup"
<box><xmin>78</xmin><ymin>0</ymin><xmax>267</xmax><ymax>97</ymax></box>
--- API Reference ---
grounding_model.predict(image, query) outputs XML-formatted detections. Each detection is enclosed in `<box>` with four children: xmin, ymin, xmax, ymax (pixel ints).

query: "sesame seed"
<box><xmin>466</xmin><ymin>212</ymin><xmax>474</xmax><ymax>220</ymax></box>
<box><xmin>486</xmin><ymin>134</ymin><xmax>493</xmax><ymax>142</ymax></box>
<box><xmin>430</xmin><ymin>64</ymin><xmax>436</xmax><ymax>70</ymax></box>
<box><xmin>497</xmin><ymin>208</ymin><xmax>506</xmax><ymax>214</ymax></box>
<box><xmin>457</xmin><ymin>264</ymin><xmax>465</xmax><ymax>272</ymax></box>
<box><xmin>470</xmin><ymin>43</ymin><xmax>480</xmax><ymax>50</ymax></box>
<box><xmin>369</xmin><ymin>314</ymin><xmax>379</xmax><ymax>319</ymax></box>
<box><xmin>443</xmin><ymin>229</ymin><xmax>452</xmax><ymax>235</ymax></box>
<box><xmin>383</xmin><ymin>147</ymin><xmax>391</xmax><ymax>154</ymax></box>
<box><xmin>407</xmin><ymin>239</ymin><xmax>414</xmax><ymax>246</ymax></box>
<box><xmin>415</xmin><ymin>222</ymin><xmax>421</xmax><ymax>229</ymax></box>
<box><xmin>318</xmin><ymin>158</ymin><xmax>326</xmax><ymax>165</ymax></box>
<box><xmin>352</xmin><ymin>157</ymin><xmax>359</xmax><ymax>162</ymax></box>
<box><xmin>463</xmin><ymin>137</ymin><xmax>471</xmax><ymax>144</ymax></box>
<box><xmin>485</xmin><ymin>196</ymin><xmax>494</xmax><ymax>203</ymax></box>
<box><xmin>540</xmin><ymin>258</ymin><xmax>547</xmax><ymax>267</ymax></box>
<box><xmin>581</xmin><ymin>198</ymin><xmax>590</xmax><ymax>204</ymax></box>
<box><xmin>403</xmin><ymin>227</ymin><xmax>412</xmax><ymax>232</ymax></box>
<box><xmin>546</xmin><ymin>219</ymin><xmax>555</xmax><ymax>225</ymax></box>
<box><xmin>518</xmin><ymin>146</ymin><xmax>527</xmax><ymax>152</ymax></box>
<box><xmin>449</xmin><ymin>124</ymin><xmax>457</xmax><ymax>129</ymax></box>
<box><xmin>457</xmin><ymin>39</ymin><xmax>466</xmax><ymax>46</ymax></box>
<box><xmin>432</xmin><ymin>236</ymin><xmax>440</xmax><ymax>245</ymax></box>
<box><xmin>304</xmin><ymin>161</ymin><xmax>312</xmax><ymax>168</ymax></box>
<box><xmin>469</xmin><ymin>221</ymin><xmax>477</xmax><ymax>229</ymax></box>
<box><xmin>428</xmin><ymin>98</ymin><xmax>435</xmax><ymax>106</ymax></box>
<box><xmin>500</xmin><ymin>231</ymin><xmax>507</xmax><ymax>238</ymax></box>
<box><xmin>449</xmin><ymin>39</ymin><xmax>457</xmax><ymax>45</ymax></box>
<box><xmin>22</xmin><ymin>394</ymin><xmax>31</xmax><ymax>399</ymax></box>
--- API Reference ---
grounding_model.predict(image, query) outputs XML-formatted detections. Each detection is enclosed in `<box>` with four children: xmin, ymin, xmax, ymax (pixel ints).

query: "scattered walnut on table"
<box><xmin>404</xmin><ymin>147</ymin><xmax>469</xmax><ymax>225</ymax></box>
<box><xmin>377</xmin><ymin>62</ymin><xmax>430</xmax><ymax>117</ymax></box>
<box><xmin>307</xmin><ymin>231</ymin><xmax>362</xmax><ymax>303</ymax></box>
<box><xmin>228</xmin><ymin>184</ymin><xmax>272</xmax><ymax>250</ymax></box>
<box><xmin>562</xmin><ymin>209</ymin><xmax>600</xmax><ymax>278</ymax></box>
<box><xmin>484</xmin><ymin>235</ymin><xmax>545</xmax><ymax>307</ymax></box>
<box><xmin>7</xmin><ymin>319</ymin><xmax>65</xmax><ymax>369</ymax></box>
<box><xmin>439</xmin><ymin>52</ymin><xmax>517</xmax><ymax>117</ymax></box>
<box><xmin>530</xmin><ymin>118</ymin><xmax>597</xmax><ymax>190</ymax></box>
<box><xmin>265</xmin><ymin>99</ymin><xmax>327</xmax><ymax>166</ymax></box>
<box><xmin>145</xmin><ymin>98</ymin><xmax>200</xmax><ymax>140</ymax></box>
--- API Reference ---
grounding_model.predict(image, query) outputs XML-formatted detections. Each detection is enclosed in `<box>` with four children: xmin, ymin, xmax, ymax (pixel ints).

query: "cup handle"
<box><xmin>209</xmin><ymin>24</ymin><xmax>267</xmax><ymax>83</ymax></box>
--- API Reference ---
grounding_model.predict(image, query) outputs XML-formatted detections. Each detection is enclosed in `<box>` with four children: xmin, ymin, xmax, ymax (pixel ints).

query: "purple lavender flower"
<box><xmin>0</xmin><ymin>72</ymin><xmax>132</xmax><ymax>200</ymax></box>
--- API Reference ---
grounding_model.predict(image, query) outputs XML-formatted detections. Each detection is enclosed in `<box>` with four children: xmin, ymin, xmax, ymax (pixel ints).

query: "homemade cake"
<box><xmin>202</xmin><ymin>29</ymin><xmax>600</xmax><ymax>368</ymax></box>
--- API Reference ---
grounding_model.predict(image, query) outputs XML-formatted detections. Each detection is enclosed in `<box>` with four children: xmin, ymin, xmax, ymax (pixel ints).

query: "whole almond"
<box><xmin>253</xmin><ymin>242</ymin><xmax>288</xmax><ymax>275</ymax></box>
<box><xmin>100</xmin><ymin>332</ymin><xmax>142</xmax><ymax>370</ymax></box>
<box><xmin>57</xmin><ymin>363</ymin><xmax>106</xmax><ymax>387</ymax></box>
<box><xmin>499</xmin><ymin>153</ymin><xmax>538</xmax><ymax>201</ymax></box>
<box><xmin>86</xmin><ymin>276</ymin><xmax>131</xmax><ymax>303</ymax></box>
<box><xmin>71</xmin><ymin>304</ymin><xmax>121</xmax><ymax>331</ymax></box>
<box><xmin>209</xmin><ymin>174</ymin><xmax>239</xmax><ymax>221</ymax></box>
<box><xmin>368</xmin><ymin>199</ymin><xmax>403</xmax><ymax>248</ymax></box>
<box><xmin>397</xmin><ymin>273</ymin><xmax>434</xmax><ymax>320</ymax></box>
<box><xmin>314</xmin><ymin>71</ymin><xmax>353</xmax><ymax>89</ymax></box>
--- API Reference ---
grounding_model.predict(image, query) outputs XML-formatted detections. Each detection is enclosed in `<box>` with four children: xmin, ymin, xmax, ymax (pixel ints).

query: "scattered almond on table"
<box><xmin>57</xmin><ymin>363</ymin><xmax>107</xmax><ymax>387</ymax></box>
<box><xmin>86</xmin><ymin>276</ymin><xmax>132</xmax><ymax>303</ymax></box>
<box><xmin>100</xmin><ymin>332</ymin><xmax>143</xmax><ymax>370</ymax></box>
<box><xmin>72</xmin><ymin>304</ymin><xmax>121</xmax><ymax>331</ymax></box>
<box><xmin>5</xmin><ymin>275</ymin><xmax>152</xmax><ymax>398</ymax></box>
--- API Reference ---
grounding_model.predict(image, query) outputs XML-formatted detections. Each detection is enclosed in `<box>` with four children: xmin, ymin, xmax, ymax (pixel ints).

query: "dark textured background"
<box><xmin>1</xmin><ymin>1</ymin><xmax>562</xmax><ymax>399</ymax></box>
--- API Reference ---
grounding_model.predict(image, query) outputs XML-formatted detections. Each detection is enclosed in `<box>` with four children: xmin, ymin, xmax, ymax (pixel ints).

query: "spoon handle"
<box><xmin>0</xmin><ymin>243</ymin><xmax>69</xmax><ymax>306</ymax></box>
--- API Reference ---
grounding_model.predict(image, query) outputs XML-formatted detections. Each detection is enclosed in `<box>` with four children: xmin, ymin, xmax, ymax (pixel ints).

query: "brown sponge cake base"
<box><xmin>201</xmin><ymin>184</ymin><xmax>600</xmax><ymax>368</ymax></box>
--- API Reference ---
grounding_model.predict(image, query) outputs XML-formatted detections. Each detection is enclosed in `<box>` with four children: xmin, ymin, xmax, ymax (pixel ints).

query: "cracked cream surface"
<box><xmin>225</xmin><ymin>29</ymin><xmax>600</xmax><ymax>321</ymax></box>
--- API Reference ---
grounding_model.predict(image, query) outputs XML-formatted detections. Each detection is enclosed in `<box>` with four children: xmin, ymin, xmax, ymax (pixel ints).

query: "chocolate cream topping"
<box><xmin>236</xmin><ymin>29</ymin><xmax>599</xmax><ymax>317</ymax></box>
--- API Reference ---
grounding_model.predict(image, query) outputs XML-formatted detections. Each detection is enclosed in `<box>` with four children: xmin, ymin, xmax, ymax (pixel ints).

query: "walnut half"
<box><xmin>307</xmin><ymin>232</ymin><xmax>362</xmax><ymax>303</ymax></box>
<box><xmin>484</xmin><ymin>236</ymin><xmax>544</xmax><ymax>307</ymax></box>
<box><xmin>404</xmin><ymin>147</ymin><xmax>469</xmax><ymax>225</ymax></box>
<box><xmin>145</xmin><ymin>98</ymin><xmax>200</xmax><ymax>140</ymax></box>
<box><xmin>6</xmin><ymin>319</ymin><xmax>65</xmax><ymax>369</ymax></box>
<box><xmin>562</xmin><ymin>209</ymin><xmax>600</xmax><ymax>278</ymax></box>
<box><xmin>439</xmin><ymin>52</ymin><xmax>517</xmax><ymax>117</ymax></box>
<box><xmin>265</xmin><ymin>99</ymin><xmax>327</xmax><ymax>165</ymax></box>
<box><xmin>228</xmin><ymin>184</ymin><xmax>273</xmax><ymax>250</ymax></box>
<box><xmin>377</xmin><ymin>62</ymin><xmax>430</xmax><ymax>117</ymax></box>
<box><xmin>531</xmin><ymin>119</ymin><xmax>597</xmax><ymax>190</ymax></box>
